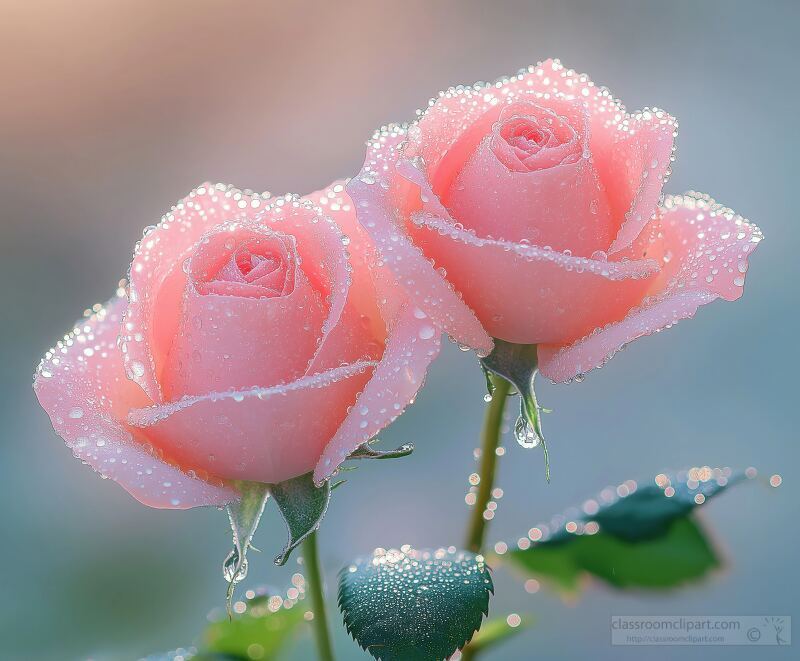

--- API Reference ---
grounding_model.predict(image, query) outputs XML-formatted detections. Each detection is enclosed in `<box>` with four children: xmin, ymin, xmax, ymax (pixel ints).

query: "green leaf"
<box><xmin>338</xmin><ymin>547</ymin><xmax>494</xmax><ymax>660</ymax></box>
<box><xmin>462</xmin><ymin>614</ymin><xmax>533</xmax><ymax>656</ymax></box>
<box><xmin>590</xmin><ymin>471</ymin><xmax>745</xmax><ymax>541</ymax></box>
<box><xmin>203</xmin><ymin>590</ymin><xmax>306</xmax><ymax>660</ymax></box>
<box><xmin>270</xmin><ymin>472</ymin><xmax>331</xmax><ymax>566</ymax></box>
<box><xmin>223</xmin><ymin>482</ymin><xmax>270</xmax><ymax>614</ymax></box>
<box><xmin>507</xmin><ymin>517</ymin><xmax>719</xmax><ymax>592</ymax></box>
<box><xmin>348</xmin><ymin>439</ymin><xmax>414</xmax><ymax>460</ymax></box>
<box><xmin>501</xmin><ymin>467</ymin><xmax>749</xmax><ymax>593</ymax></box>
<box><xmin>479</xmin><ymin>340</ymin><xmax>549</xmax><ymax>480</ymax></box>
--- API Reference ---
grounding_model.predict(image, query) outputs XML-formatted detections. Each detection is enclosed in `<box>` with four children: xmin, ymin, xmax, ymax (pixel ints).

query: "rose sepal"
<box><xmin>480</xmin><ymin>339</ymin><xmax>550</xmax><ymax>480</ymax></box>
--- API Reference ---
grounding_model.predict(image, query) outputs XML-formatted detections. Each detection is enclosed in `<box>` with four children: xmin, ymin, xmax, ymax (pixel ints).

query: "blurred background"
<box><xmin>1</xmin><ymin>0</ymin><xmax>797</xmax><ymax>659</ymax></box>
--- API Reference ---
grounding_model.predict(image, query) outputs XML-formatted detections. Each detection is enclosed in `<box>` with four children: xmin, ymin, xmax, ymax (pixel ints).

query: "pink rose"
<box><xmin>34</xmin><ymin>182</ymin><xmax>440</xmax><ymax>508</ymax></box>
<box><xmin>348</xmin><ymin>59</ymin><xmax>762</xmax><ymax>381</ymax></box>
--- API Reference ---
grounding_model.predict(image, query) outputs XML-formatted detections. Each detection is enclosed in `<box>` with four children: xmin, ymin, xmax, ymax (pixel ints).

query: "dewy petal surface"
<box><xmin>314</xmin><ymin>302</ymin><xmax>441</xmax><ymax>483</ymax></box>
<box><xmin>161</xmin><ymin>223</ymin><xmax>326</xmax><ymax>399</ymax></box>
<box><xmin>348</xmin><ymin>60</ymin><xmax>677</xmax><ymax>353</ymax></box>
<box><xmin>442</xmin><ymin>100</ymin><xmax>613</xmax><ymax>255</ymax></box>
<box><xmin>34</xmin><ymin>294</ymin><xmax>236</xmax><ymax>508</ymax></box>
<box><xmin>129</xmin><ymin>361</ymin><xmax>376</xmax><ymax>484</ymax></box>
<box><xmin>346</xmin><ymin>127</ymin><xmax>493</xmax><ymax>354</ymax></box>
<box><xmin>396</xmin><ymin>157</ymin><xmax>659</xmax><ymax>344</ymax></box>
<box><xmin>408</xmin><ymin>58</ymin><xmax>676</xmax><ymax>257</ymax></box>
<box><xmin>123</xmin><ymin>184</ymin><xmax>272</xmax><ymax>402</ymax></box>
<box><xmin>307</xmin><ymin>183</ymin><xmax>442</xmax><ymax>482</ymax></box>
<box><xmin>302</xmin><ymin>183</ymin><xmax>388</xmax><ymax>375</ymax></box>
<box><xmin>538</xmin><ymin>193</ymin><xmax>763</xmax><ymax>381</ymax></box>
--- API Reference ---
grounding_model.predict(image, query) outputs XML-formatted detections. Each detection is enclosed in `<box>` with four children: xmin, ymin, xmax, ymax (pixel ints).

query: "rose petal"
<box><xmin>302</xmin><ymin>183</ymin><xmax>389</xmax><ymax>373</ymax></box>
<box><xmin>161</xmin><ymin>223</ymin><xmax>327</xmax><ymax>398</ymax></box>
<box><xmin>405</xmin><ymin>58</ymin><xmax>675</xmax><ymax>255</ymax></box>
<box><xmin>438</xmin><ymin>100</ymin><xmax>613</xmax><ymax>255</ymax></box>
<box><xmin>538</xmin><ymin>192</ymin><xmax>763</xmax><ymax>381</ymax></box>
<box><xmin>410</xmin><ymin>209</ymin><xmax>657</xmax><ymax>344</ymax></box>
<box><xmin>34</xmin><ymin>294</ymin><xmax>236</xmax><ymax>509</ymax></box>
<box><xmin>346</xmin><ymin>126</ymin><xmax>493</xmax><ymax>354</ymax></box>
<box><xmin>601</xmin><ymin>111</ymin><xmax>677</xmax><ymax>254</ymax></box>
<box><xmin>128</xmin><ymin>361</ymin><xmax>376</xmax><ymax>484</ymax></box>
<box><xmin>123</xmin><ymin>183</ymin><xmax>272</xmax><ymax>402</ymax></box>
<box><xmin>308</xmin><ymin>183</ymin><xmax>443</xmax><ymax>482</ymax></box>
<box><xmin>499</xmin><ymin>60</ymin><xmax>676</xmax><ymax>254</ymax></box>
<box><xmin>314</xmin><ymin>302</ymin><xmax>441</xmax><ymax>483</ymax></box>
<box><xmin>256</xmin><ymin>196</ymin><xmax>354</xmax><ymax>375</ymax></box>
<box><xmin>350</xmin><ymin>61</ymin><xmax>676</xmax><ymax>352</ymax></box>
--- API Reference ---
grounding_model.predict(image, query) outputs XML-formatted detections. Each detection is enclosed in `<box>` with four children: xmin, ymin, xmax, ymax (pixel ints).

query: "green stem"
<box><xmin>464</xmin><ymin>374</ymin><xmax>511</xmax><ymax>554</ymax></box>
<box><xmin>303</xmin><ymin>530</ymin><xmax>335</xmax><ymax>661</ymax></box>
<box><xmin>462</xmin><ymin>375</ymin><xmax>511</xmax><ymax>661</ymax></box>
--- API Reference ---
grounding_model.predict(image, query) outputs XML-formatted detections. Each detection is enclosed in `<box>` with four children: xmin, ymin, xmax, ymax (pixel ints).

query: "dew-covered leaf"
<box><xmin>500</xmin><ymin>467</ymin><xmax>750</xmax><ymax>593</ymax></box>
<box><xmin>223</xmin><ymin>481</ymin><xmax>270</xmax><ymax>613</ymax></box>
<box><xmin>461</xmin><ymin>614</ymin><xmax>533</xmax><ymax>656</ymax></box>
<box><xmin>338</xmin><ymin>547</ymin><xmax>494</xmax><ymax>660</ymax></box>
<box><xmin>203</xmin><ymin>589</ymin><xmax>306</xmax><ymax>659</ymax></box>
<box><xmin>348</xmin><ymin>439</ymin><xmax>414</xmax><ymax>460</ymax></box>
<box><xmin>480</xmin><ymin>339</ymin><xmax>549</xmax><ymax>478</ymax></box>
<box><xmin>270</xmin><ymin>472</ymin><xmax>331</xmax><ymax>566</ymax></box>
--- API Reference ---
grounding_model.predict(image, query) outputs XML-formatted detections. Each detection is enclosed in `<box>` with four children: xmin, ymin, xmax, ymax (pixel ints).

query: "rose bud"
<box><xmin>347</xmin><ymin>59</ymin><xmax>762</xmax><ymax>382</ymax></box>
<box><xmin>34</xmin><ymin>183</ymin><xmax>440</xmax><ymax>507</ymax></box>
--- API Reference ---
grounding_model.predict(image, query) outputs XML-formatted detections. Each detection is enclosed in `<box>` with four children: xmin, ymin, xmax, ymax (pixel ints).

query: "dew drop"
<box><xmin>418</xmin><ymin>325</ymin><xmax>435</xmax><ymax>340</ymax></box>
<box><xmin>514</xmin><ymin>416</ymin><xmax>541</xmax><ymax>448</ymax></box>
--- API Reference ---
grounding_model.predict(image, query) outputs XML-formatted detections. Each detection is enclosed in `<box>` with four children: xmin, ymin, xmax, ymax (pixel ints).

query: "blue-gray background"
<box><xmin>0</xmin><ymin>0</ymin><xmax>796</xmax><ymax>659</ymax></box>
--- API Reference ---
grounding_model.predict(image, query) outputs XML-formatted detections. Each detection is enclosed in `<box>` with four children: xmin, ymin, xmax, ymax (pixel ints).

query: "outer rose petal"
<box><xmin>303</xmin><ymin>182</ymin><xmax>389</xmax><ymax>373</ymax></box>
<box><xmin>346</xmin><ymin>126</ymin><xmax>493</xmax><ymax>354</ymax></box>
<box><xmin>34</xmin><ymin>294</ymin><xmax>236</xmax><ymax>509</ymax></box>
<box><xmin>410</xmin><ymin>211</ymin><xmax>657</xmax><ymax>344</ymax></box>
<box><xmin>395</xmin><ymin>157</ymin><xmax>660</xmax><ymax>344</ymax></box>
<box><xmin>128</xmin><ymin>361</ymin><xmax>376</xmax><ymax>484</ymax></box>
<box><xmin>538</xmin><ymin>193</ymin><xmax>763</xmax><ymax>382</ymax></box>
<box><xmin>307</xmin><ymin>183</ymin><xmax>443</xmax><ymax>482</ymax></box>
<box><xmin>314</xmin><ymin>303</ymin><xmax>441</xmax><ymax>483</ymax></box>
<box><xmin>600</xmin><ymin>111</ymin><xmax>677</xmax><ymax>254</ymax></box>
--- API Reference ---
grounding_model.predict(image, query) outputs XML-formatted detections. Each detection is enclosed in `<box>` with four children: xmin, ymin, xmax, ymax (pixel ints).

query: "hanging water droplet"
<box><xmin>223</xmin><ymin>547</ymin><xmax>249</xmax><ymax>583</ymax></box>
<box><xmin>514</xmin><ymin>416</ymin><xmax>541</xmax><ymax>448</ymax></box>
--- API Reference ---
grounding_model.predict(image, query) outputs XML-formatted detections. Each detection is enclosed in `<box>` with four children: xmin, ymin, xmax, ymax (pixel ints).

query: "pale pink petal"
<box><xmin>501</xmin><ymin>60</ymin><xmax>676</xmax><ymax>252</ymax></box>
<box><xmin>123</xmin><ymin>184</ymin><xmax>273</xmax><ymax>402</ymax></box>
<box><xmin>408</xmin><ymin>58</ymin><xmax>620</xmax><ymax>173</ymax></box>
<box><xmin>438</xmin><ymin>100</ymin><xmax>612</xmax><ymax>255</ymax></box>
<box><xmin>347</xmin><ymin>126</ymin><xmax>492</xmax><ymax>353</ymax></box>
<box><xmin>302</xmin><ymin>183</ymin><xmax>389</xmax><ymax>373</ymax></box>
<box><xmin>34</xmin><ymin>294</ymin><xmax>236</xmax><ymax>509</ymax></box>
<box><xmin>129</xmin><ymin>361</ymin><xmax>376</xmax><ymax>484</ymax></box>
<box><xmin>406</xmin><ymin>58</ymin><xmax>674</xmax><ymax>254</ymax></box>
<box><xmin>538</xmin><ymin>193</ymin><xmax>763</xmax><ymax>382</ymax></box>
<box><xmin>161</xmin><ymin>223</ymin><xmax>327</xmax><ymax>398</ymax></box>
<box><xmin>255</xmin><ymin>196</ymin><xmax>354</xmax><ymax>375</ymax></box>
<box><xmin>395</xmin><ymin>156</ymin><xmax>659</xmax><ymax>343</ymax></box>
<box><xmin>410</xmin><ymin>209</ymin><xmax>657</xmax><ymax>344</ymax></box>
<box><xmin>314</xmin><ymin>302</ymin><xmax>441</xmax><ymax>483</ymax></box>
<box><xmin>538</xmin><ymin>290</ymin><xmax>717</xmax><ymax>382</ymax></box>
<box><xmin>601</xmin><ymin>111</ymin><xmax>677</xmax><ymax>253</ymax></box>
<box><xmin>307</xmin><ymin>183</ymin><xmax>442</xmax><ymax>481</ymax></box>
